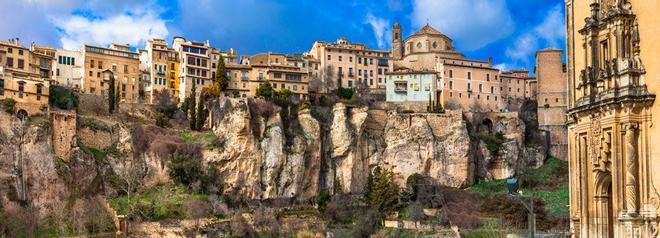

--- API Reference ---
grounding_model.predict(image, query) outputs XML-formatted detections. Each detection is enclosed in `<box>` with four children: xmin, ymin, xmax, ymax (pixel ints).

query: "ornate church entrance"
<box><xmin>594</xmin><ymin>172</ymin><xmax>614</xmax><ymax>238</ymax></box>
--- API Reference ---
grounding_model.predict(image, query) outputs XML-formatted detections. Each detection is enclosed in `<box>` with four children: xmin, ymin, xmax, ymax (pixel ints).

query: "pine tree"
<box><xmin>108</xmin><ymin>74</ymin><xmax>115</xmax><ymax>114</ymax></box>
<box><xmin>189</xmin><ymin>83</ymin><xmax>197</xmax><ymax>130</ymax></box>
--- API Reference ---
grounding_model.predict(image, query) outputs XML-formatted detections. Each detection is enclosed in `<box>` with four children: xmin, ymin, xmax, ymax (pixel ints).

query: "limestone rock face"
<box><xmin>207</xmin><ymin>97</ymin><xmax>322</xmax><ymax>200</ymax></box>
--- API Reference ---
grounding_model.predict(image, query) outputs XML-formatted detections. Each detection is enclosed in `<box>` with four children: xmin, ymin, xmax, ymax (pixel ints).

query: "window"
<box><xmin>370</xmin><ymin>78</ymin><xmax>373</xmax><ymax>86</ymax></box>
<box><xmin>448</xmin><ymin>70</ymin><xmax>453</xmax><ymax>78</ymax></box>
<box><xmin>112</xmin><ymin>64</ymin><xmax>117</xmax><ymax>71</ymax></box>
<box><xmin>17</xmin><ymin>59</ymin><xmax>24</xmax><ymax>69</ymax></box>
<box><xmin>556</xmin><ymin>98</ymin><xmax>559</xmax><ymax>103</ymax></box>
<box><xmin>99</xmin><ymin>61</ymin><xmax>103</xmax><ymax>69</ymax></box>
<box><xmin>18</xmin><ymin>82</ymin><xmax>24</xmax><ymax>98</ymax></box>
<box><xmin>449</xmin><ymin>81</ymin><xmax>453</xmax><ymax>90</ymax></box>
<box><xmin>293</xmin><ymin>85</ymin><xmax>298</xmax><ymax>91</ymax></box>
<box><xmin>349</xmin><ymin>57</ymin><xmax>353</xmax><ymax>62</ymax></box>
<box><xmin>327</xmin><ymin>55</ymin><xmax>331</xmax><ymax>60</ymax></box>
<box><xmin>378</xmin><ymin>68</ymin><xmax>382</xmax><ymax>75</ymax></box>
<box><xmin>97</xmin><ymin>72</ymin><xmax>101</xmax><ymax>78</ymax></box>
<box><xmin>358</xmin><ymin>57</ymin><xmax>362</xmax><ymax>64</ymax></box>
<box><xmin>432</xmin><ymin>42</ymin><xmax>438</xmax><ymax>48</ymax></box>
<box><xmin>18</xmin><ymin>49</ymin><xmax>23</xmax><ymax>55</ymax></box>
<box><xmin>338</xmin><ymin>56</ymin><xmax>342</xmax><ymax>61</ymax></box>
<box><xmin>124</xmin><ymin>65</ymin><xmax>128</xmax><ymax>73</ymax></box>
<box><xmin>369</xmin><ymin>58</ymin><xmax>373</xmax><ymax>65</ymax></box>
<box><xmin>348</xmin><ymin>80</ymin><xmax>353</xmax><ymax>88</ymax></box>
<box><xmin>36</xmin><ymin>85</ymin><xmax>42</xmax><ymax>101</ymax></box>
<box><xmin>416</xmin><ymin>42</ymin><xmax>422</xmax><ymax>48</ymax></box>
<box><xmin>358</xmin><ymin>69</ymin><xmax>362</xmax><ymax>76</ymax></box>
<box><xmin>274</xmin><ymin>73</ymin><xmax>282</xmax><ymax>78</ymax></box>
<box><xmin>0</xmin><ymin>79</ymin><xmax>4</xmax><ymax>95</ymax></box>
<box><xmin>467</xmin><ymin>72</ymin><xmax>471</xmax><ymax>80</ymax></box>
<box><xmin>91</xmin><ymin>60</ymin><xmax>95</xmax><ymax>68</ymax></box>
<box><xmin>7</xmin><ymin>48</ymin><xmax>12</xmax><ymax>53</ymax></box>
<box><xmin>467</xmin><ymin>83</ymin><xmax>471</xmax><ymax>91</ymax></box>
<box><xmin>349</xmin><ymin>68</ymin><xmax>353</xmax><ymax>76</ymax></box>
<box><xmin>487</xmin><ymin>74</ymin><xmax>490</xmax><ymax>81</ymax></box>
<box><xmin>479</xmin><ymin>84</ymin><xmax>483</xmax><ymax>92</ymax></box>
<box><xmin>89</xmin><ymin>71</ymin><xmax>92</xmax><ymax>76</ymax></box>
<box><xmin>491</xmin><ymin>86</ymin><xmax>495</xmax><ymax>94</ymax></box>
<box><xmin>6</xmin><ymin>57</ymin><xmax>13</xmax><ymax>67</ymax></box>
<box><xmin>56</xmin><ymin>68</ymin><xmax>60</xmax><ymax>76</ymax></box>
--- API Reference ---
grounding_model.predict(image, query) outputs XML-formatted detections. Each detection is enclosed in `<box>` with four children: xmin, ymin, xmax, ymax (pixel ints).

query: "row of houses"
<box><xmin>1</xmin><ymin>24</ymin><xmax>557</xmax><ymax>116</ymax></box>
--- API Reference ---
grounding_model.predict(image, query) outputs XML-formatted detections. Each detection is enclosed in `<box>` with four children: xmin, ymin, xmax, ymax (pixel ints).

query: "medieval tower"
<box><xmin>392</xmin><ymin>22</ymin><xmax>403</xmax><ymax>60</ymax></box>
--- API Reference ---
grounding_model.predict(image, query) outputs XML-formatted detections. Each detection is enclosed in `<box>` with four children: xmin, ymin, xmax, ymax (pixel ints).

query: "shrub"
<box><xmin>351</xmin><ymin>209</ymin><xmax>382</xmax><ymax>238</ymax></box>
<box><xmin>256</xmin><ymin>82</ymin><xmax>274</xmax><ymax>99</ymax></box>
<box><xmin>477</xmin><ymin>131</ymin><xmax>506</xmax><ymax>156</ymax></box>
<box><xmin>315</xmin><ymin>189</ymin><xmax>331</xmax><ymax>211</ymax></box>
<box><xmin>49</xmin><ymin>85</ymin><xmax>79</xmax><ymax>110</ymax></box>
<box><xmin>336</xmin><ymin>87</ymin><xmax>354</xmax><ymax>100</ymax></box>
<box><xmin>323</xmin><ymin>195</ymin><xmax>354</xmax><ymax>224</ymax></box>
<box><xmin>480</xmin><ymin>194</ymin><xmax>556</xmax><ymax>230</ymax></box>
<box><xmin>2</xmin><ymin>98</ymin><xmax>16</xmax><ymax>113</ymax></box>
<box><xmin>168</xmin><ymin>148</ymin><xmax>204</xmax><ymax>187</ymax></box>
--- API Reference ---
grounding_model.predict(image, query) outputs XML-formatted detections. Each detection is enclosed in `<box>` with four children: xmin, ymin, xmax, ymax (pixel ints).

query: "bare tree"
<box><xmin>115</xmin><ymin>157</ymin><xmax>150</xmax><ymax>220</ymax></box>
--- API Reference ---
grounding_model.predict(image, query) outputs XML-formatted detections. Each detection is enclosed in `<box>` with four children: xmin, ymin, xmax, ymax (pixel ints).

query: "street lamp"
<box><xmin>507</xmin><ymin>178</ymin><xmax>536</xmax><ymax>237</ymax></box>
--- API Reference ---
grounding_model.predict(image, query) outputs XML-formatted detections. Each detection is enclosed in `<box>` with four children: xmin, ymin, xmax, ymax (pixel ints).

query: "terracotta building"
<box><xmin>392</xmin><ymin>24</ymin><xmax>502</xmax><ymax>112</ymax></box>
<box><xmin>0</xmin><ymin>38</ymin><xmax>54</xmax><ymax>116</ymax></box>
<box><xmin>308</xmin><ymin>37</ymin><xmax>391</xmax><ymax>92</ymax></box>
<box><xmin>566</xmin><ymin>0</ymin><xmax>659</xmax><ymax>237</ymax></box>
<box><xmin>500</xmin><ymin>69</ymin><xmax>537</xmax><ymax>101</ymax></box>
<box><xmin>82</xmin><ymin>44</ymin><xmax>140</xmax><ymax>103</ymax></box>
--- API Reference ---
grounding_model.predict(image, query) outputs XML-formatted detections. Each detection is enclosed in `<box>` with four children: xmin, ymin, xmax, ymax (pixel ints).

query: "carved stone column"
<box><xmin>625</xmin><ymin>123</ymin><xmax>639</xmax><ymax>215</ymax></box>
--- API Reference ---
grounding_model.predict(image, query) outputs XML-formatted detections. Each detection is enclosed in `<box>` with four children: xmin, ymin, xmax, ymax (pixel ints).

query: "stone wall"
<box><xmin>77</xmin><ymin>117</ymin><xmax>116</xmax><ymax>149</ymax></box>
<box><xmin>50</xmin><ymin>110</ymin><xmax>77</xmax><ymax>161</ymax></box>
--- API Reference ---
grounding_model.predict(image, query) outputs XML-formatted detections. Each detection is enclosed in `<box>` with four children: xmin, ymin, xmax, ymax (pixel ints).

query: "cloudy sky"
<box><xmin>0</xmin><ymin>0</ymin><xmax>565</xmax><ymax>72</ymax></box>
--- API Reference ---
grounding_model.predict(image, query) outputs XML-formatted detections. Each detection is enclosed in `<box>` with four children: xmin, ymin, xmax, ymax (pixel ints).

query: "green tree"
<box><xmin>255</xmin><ymin>82</ymin><xmax>274</xmax><ymax>99</ymax></box>
<box><xmin>214</xmin><ymin>54</ymin><xmax>229</xmax><ymax>91</ymax></box>
<box><xmin>168</xmin><ymin>151</ymin><xmax>203</xmax><ymax>187</ymax></box>
<box><xmin>275</xmin><ymin>88</ymin><xmax>293</xmax><ymax>100</ymax></box>
<box><xmin>195</xmin><ymin>98</ymin><xmax>206</xmax><ymax>131</ymax></box>
<box><xmin>108</xmin><ymin>74</ymin><xmax>116</xmax><ymax>114</ymax></box>
<box><xmin>189</xmin><ymin>83</ymin><xmax>197</xmax><ymax>130</ymax></box>
<box><xmin>364</xmin><ymin>166</ymin><xmax>400</xmax><ymax>213</ymax></box>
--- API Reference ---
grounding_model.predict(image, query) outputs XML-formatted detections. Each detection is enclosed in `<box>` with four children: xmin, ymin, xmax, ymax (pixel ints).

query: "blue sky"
<box><xmin>1</xmin><ymin>0</ymin><xmax>565</xmax><ymax>72</ymax></box>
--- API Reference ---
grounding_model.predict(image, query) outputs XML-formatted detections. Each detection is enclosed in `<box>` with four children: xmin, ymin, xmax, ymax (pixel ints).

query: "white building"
<box><xmin>52</xmin><ymin>49</ymin><xmax>83</xmax><ymax>90</ymax></box>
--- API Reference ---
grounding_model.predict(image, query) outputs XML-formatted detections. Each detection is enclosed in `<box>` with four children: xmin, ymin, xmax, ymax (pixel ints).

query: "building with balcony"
<box><xmin>172</xmin><ymin>36</ymin><xmax>212</xmax><ymax>101</ymax></box>
<box><xmin>143</xmin><ymin>38</ymin><xmax>180</xmax><ymax>103</ymax></box>
<box><xmin>307</xmin><ymin>37</ymin><xmax>391</xmax><ymax>92</ymax></box>
<box><xmin>385</xmin><ymin>70</ymin><xmax>440</xmax><ymax>105</ymax></box>
<box><xmin>0</xmin><ymin>38</ymin><xmax>53</xmax><ymax>116</ymax></box>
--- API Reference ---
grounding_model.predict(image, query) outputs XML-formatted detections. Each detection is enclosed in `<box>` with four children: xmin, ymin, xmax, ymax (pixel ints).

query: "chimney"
<box><xmin>488</xmin><ymin>56</ymin><xmax>493</xmax><ymax>66</ymax></box>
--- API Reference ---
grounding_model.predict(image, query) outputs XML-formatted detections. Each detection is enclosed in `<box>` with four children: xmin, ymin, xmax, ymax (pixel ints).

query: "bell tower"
<box><xmin>392</xmin><ymin>22</ymin><xmax>403</xmax><ymax>60</ymax></box>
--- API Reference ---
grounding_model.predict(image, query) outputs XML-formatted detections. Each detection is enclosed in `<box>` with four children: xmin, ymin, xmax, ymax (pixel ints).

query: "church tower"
<box><xmin>392</xmin><ymin>22</ymin><xmax>403</xmax><ymax>60</ymax></box>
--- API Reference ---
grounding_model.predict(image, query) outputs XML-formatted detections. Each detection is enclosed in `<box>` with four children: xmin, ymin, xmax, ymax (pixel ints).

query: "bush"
<box><xmin>323</xmin><ymin>195</ymin><xmax>354</xmax><ymax>224</ymax></box>
<box><xmin>168</xmin><ymin>149</ymin><xmax>204</xmax><ymax>187</ymax></box>
<box><xmin>480</xmin><ymin>194</ymin><xmax>557</xmax><ymax>230</ymax></box>
<box><xmin>256</xmin><ymin>82</ymin><xmax>274</xmax><ymax>99</ymax></box>
<box><xmin>2</xmin><ymin>98</ymin><xmax>16</xmax><ymax>113</ymax></box>
<box><xmin>315</xmin><ymin>189</ymin><xmax>331</xmax><ymax>211</ymax></box>
<box><xmin>477</xmin><ymin>132</ymin><xmax>506</xmax><ymax>156</ymax></box>
<box><xmin>49</xmin><ymin>85</ymin><xmax>79</xmax><ymax>110</ymax></box>
<box><xmin>351</xmin><ymin>209</ymin><xmax>382</xmax><ymax>238</ymax></box>
<box><xmin>336</xmin><ymin>87</ymin><xmax>354</xmax><ymax>100</ymax></box>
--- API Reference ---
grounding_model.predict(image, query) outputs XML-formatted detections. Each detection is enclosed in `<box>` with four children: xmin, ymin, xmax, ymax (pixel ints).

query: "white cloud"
<box><xmin>505</xmin><ymin>4</ymin><xmax>565</xmax><ymax>65</ymax></box>
<box><xmin>56</xmin><ymin>10</ymin><xmax>169</xmax><ymax>50</ymax></box>
<box><xmin>366</xmin><ymin>14</ymin><xmax>391</xmax><ymax>49</ymax></box>
<box><xmin>494</xmin><ymin>63</ymin><xmax>508</xmax><ymax>71</ymax></box>
<box><xmin>412</xmin><ymin>0</ymin><xmax>515</xmax><ymax>51</ymax></box>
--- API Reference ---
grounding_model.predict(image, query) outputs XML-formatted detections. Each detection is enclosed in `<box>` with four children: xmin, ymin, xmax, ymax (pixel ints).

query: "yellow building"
<box><xmin>566</xmin><ymin>0</ymin><xmax>659</xmax><ymax>237</ymax></box>
<box><xmin>82</xmin><ymin>44</ymin><xmax>140</xmax><ymax>103</ymax></box>
<box><xmin>0</xmin><ymin>38</ymin><xmax>54</xmax><ymax>116</ymax></box>
<box><xmin>144</xmin><ymin>39</ymin><xmax>180</xmax><ymax>103</ymax></box>
<box><xmin>225</xmin><ymin>53</ymin><xmax>309</xmax><ymax>100</ymax></box>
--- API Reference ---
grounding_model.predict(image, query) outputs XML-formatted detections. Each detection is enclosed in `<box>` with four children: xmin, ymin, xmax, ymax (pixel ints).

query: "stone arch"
<box><xmin>479</xmin><ymin>118</ymin><xmax>493</xmax><ymax>134</ymax></box>
<box><xmin>16</xmin><ymin>109</ymin><xmax>28</xmax><ymax>120</ymax></box>
<box><xmin>593</xmin><ymin>170</ymin><xmax>614</xmax><ymax>238</ymax></box>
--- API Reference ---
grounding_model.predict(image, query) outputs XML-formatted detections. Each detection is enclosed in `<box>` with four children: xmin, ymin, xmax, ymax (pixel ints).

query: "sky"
<box><xmin>0</xmin><ymin>0</ymin><xmax>566</xmax><ymax>72</ymax></box>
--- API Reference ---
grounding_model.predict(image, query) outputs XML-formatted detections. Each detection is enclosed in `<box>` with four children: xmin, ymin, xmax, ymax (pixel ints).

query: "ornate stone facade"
<box><xmin>566</xmin><ymin>0</ymin><xmax>659</xmax><ymax>237</ymax></box>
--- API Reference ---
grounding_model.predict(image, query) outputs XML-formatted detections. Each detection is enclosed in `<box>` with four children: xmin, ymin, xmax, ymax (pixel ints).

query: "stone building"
<box><xmin>500</xmin><ymin>69</ymin><xmax>537</xmax><ymax>101</ymax></box>
<box><xmin>307</xmin><ymin>37</ymin><xmax>391</xmax><ymax>92</ymax></box>
<box><xmin>566</xmin><ymin>0</ymin><xmax>659</xmax><ymax>237</ymax></box>
<box><xmin>225</xmin><ymin>52</ymin><xmax>309</xmax><ymax>100</ymax></box>
<box><xmin>0</xmin><ymin>38</ymin><xmax>53</xmax><ymax>116</ymax></box>
<box><xmin>536</xmin><ymin>49</ymin><xmax>567</xmax><ymax>160</ymax></box>
<box><xmin>52</xmin><ymin>48</ymin><xmax>83</xmax><ymax>90</ymax></box>
<box><xmin>392</xmin><ymin>24</ymin><xmax>502</xmax><ymax>112</ymax></box>
<box><xmin>82</xmin><ymin>44</ymin><xmax>140</xmax><ymax>103</ymax></box>
<box><xmin>385</xmin><ymin>70</ymin><xmax>440</xmax><ymax>106</ymax></box>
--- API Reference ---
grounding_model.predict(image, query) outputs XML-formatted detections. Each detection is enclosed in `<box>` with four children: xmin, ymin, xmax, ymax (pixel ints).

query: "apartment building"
<box><xmin>500</xmin><ymin>69</ymin><xmax>537</xmax><ymax>100</ymax></box>
<box><xmin>308</xmin><ymin>37</ymin><xmax>391</xmax><ymax>92</ymax></box>
<box><xmin>172</xmin><ymin>36</ymin><xmax>212</xmax><ymax>101</ymax></box>
<box><xmin>144</xmin><ymin>38</ymin><xmax>180</xmax><ymax>103</ymax></box>
<box><xmin>52</xmin><ymin>48</ymin><xmax>83</xmax><ymax>90</ymax></box>
<box><xmin>82</xmin><ymin>44</ymin><xmax>140</xmax><ymax>103</ymax></box>
<box><xmin>225</xmin><ymin>53</ymin><xmax>309</xmax><ymax>100</ymax></box>
<box><xmin>0</xmin><ymin>38</ymin><xmax>54</xmax><ymax>116</ymax></box>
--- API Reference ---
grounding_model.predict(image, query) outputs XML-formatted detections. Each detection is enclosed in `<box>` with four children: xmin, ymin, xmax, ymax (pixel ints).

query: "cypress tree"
<box><xmin>214</xmin><ymin>55</ymin><xmax>229</xmax><ymax>91</ymax></box>
<box><xmin>108</xmin><ymin>74</ymin><xmax>115</xmax><ymax>114</ymax></box>
<box><xmin>195</xmin><ymin>98</ymin><xmax>205</xmax><ymax>131</ymax></box>
<box><xmin>189</xmin><ymin>83</ymin><xmax>197</xmax><ymax>130</ymax></box>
